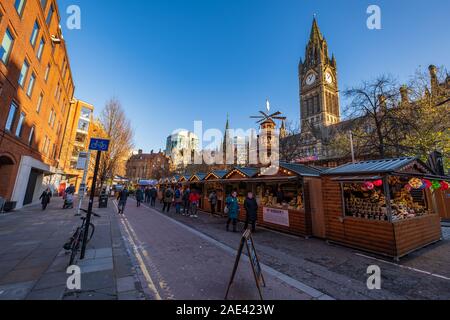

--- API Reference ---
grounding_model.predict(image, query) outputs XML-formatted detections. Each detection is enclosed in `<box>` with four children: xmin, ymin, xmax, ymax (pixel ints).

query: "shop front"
<box><xmin>322</xmin><ymin>157</ymin><xmax>446</xmax><ymax>260</ymax></box>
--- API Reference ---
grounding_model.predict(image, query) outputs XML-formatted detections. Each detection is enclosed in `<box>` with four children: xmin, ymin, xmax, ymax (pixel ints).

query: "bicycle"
<box><xmin>64</xmin><ymin>209</ymin><xmax>100</xmax><ymax>266</ymax></box>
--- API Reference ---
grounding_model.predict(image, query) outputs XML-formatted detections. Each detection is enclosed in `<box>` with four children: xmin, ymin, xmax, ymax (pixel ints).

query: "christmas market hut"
<box><xmin>239</xmin><ymin>163</ymin><xmax>324</xmax><ymax>238</ymax></box>
<box><xmin>202</xmin><ymin>170</ymin><xmax>228</xmax><ymax>214</ymax></box>
<box><xmin>188</xmin><ymin>173</ymin><xmax>207</xmax><ymax>207</ymax></box>
<box><xmin>321</xmin><ymin>157</ymin><xmax>446</xmax><ymax>260</ymax></box>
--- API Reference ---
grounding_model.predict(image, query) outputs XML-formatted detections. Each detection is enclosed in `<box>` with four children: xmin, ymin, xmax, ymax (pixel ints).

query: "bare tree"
<box><xmin>343</xmin><ymin>75</ymin><xmax>403</xmax><ymax>159</ymax></box>
<box><xmin>279</xmin><ymin>120</ymin><xmax>303</xmax><ymax>163</ymax></box>
<box><xmin>98</xmin><ymin>98</ymin><xmax>134</xmax><ymax>189</ymax></box>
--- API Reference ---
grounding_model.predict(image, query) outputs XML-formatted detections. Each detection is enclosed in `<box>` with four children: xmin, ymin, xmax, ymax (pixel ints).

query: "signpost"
<box><xmin>80</xmin><ymin>138</ymin><xmax>110</xmax><ymax>260</ymax></box>
<box><xmin>76</xmin><ymin>151</ymin><xmax>91</xmax><ymax>217</ymax></box>
<box><xmin>225</xmin><ymin>230</ymin><xmax>266</xmax><ymax>300</ymax></box>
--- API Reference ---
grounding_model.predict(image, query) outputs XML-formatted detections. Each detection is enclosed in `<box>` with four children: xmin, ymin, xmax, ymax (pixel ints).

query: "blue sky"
<box><xmin>58</xmin><ymin>0</ymin><xmax>450</xmax><ymax>152</ymax></box>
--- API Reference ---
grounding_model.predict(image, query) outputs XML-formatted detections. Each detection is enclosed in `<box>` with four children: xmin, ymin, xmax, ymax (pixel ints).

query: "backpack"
<box><xmin>165</xmin><ymin>189</ymin><xmax>173</xmax><ymax>198</ymax></box>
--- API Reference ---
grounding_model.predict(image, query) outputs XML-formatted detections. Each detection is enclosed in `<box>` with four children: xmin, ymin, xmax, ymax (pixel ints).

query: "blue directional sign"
<box><xmin>89</xmin><ymin>138</ymin><xmax>110</xmax><ymax>152</ymax></box>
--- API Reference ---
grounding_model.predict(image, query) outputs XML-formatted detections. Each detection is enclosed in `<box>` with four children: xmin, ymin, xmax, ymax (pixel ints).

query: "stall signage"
<box><xmin>225</xmin><ymin>230</ymin><xmax>266</xmax><ymax>300</ymax></box>
<box><xmin>263</xmin><ymin>207</ymin><xmax>290</xmax><ymax>227</ymax></box>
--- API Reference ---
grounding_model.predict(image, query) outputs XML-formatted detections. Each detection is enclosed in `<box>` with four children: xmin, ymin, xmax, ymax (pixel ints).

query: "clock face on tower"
<box><xmin>306</xmin><ymin>73</ymin><xmax>316</xmax><ymax>86</ymax></box>
<box><xmin>325</xmin><ymin>72</ymin><xmax>333</xmax><ymax>84</ymax></box>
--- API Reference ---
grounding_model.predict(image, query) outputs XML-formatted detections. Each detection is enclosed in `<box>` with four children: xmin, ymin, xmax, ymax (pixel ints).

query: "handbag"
<box><xmin>224</xmin><ymin>206</ymin><xmax>229</xmax><ymax>214</ymax></box>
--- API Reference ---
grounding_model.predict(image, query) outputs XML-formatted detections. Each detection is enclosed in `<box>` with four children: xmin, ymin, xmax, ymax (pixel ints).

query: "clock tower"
<box><xmin>299</xmin><ymin>18</ymin><xmax>340</xmax><ymax>131</ymax></box>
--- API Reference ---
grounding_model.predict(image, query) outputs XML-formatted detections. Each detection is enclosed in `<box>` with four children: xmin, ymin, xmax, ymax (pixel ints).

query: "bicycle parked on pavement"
<box><xmin>63</xmin><ymin>209</ymin><xmax>100</xmax><ymax>266</ymax></box>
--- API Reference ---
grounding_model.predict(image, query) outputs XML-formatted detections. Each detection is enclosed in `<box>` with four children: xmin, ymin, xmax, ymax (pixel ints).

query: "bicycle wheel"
<box><xmin>69</xmin><ymin>230</ymin><xmax>83</xmax><ymax>266</ymax></box>
<box><xmin>87</xmin><ymin>223</ymin><xmax>95</xmax><ymax>243</ymax></box>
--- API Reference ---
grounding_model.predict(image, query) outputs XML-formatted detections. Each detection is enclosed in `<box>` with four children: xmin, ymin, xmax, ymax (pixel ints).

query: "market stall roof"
<box><xmin>322</xmin><ymin>157</ymin><xmax>436</xmax><ymax>177</ymax></box>
<box><xmin>279</xmin><ymin>162</ymin><xmax>323</xmax><ymax>177</ymax></box>
<box><xmin>203</xmin><ymin>170</ymin><xmax>228</xmax><ymax>180</ymax></box>
<box><xmin>224</xmin><ymin>167</ymin><xmax>260</xmax><ymax>179</ymax></box>
<box><xmin>189</xmin><ymin>173</ymin><xmax>207</xmax><ymax>181</ymax></box>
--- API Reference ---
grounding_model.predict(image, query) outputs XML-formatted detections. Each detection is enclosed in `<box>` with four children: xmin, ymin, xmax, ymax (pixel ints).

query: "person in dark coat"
<box><xmin>182</xmin><ymin>187</ymin><xmax>191</xmax><ymax>215</ymax></box>
<box><xmin>162</xmin><ymin>187</ymin><xmax>174</xmax><ymax>213</ymax></box>
<box><xmin>39</xmin><ymin>188</ymin><xmax>52</xmax><ymax>211</ymax></box>
<box><xmin>225</xmin><ymin>191</ymin><xmax>240</xmax><ymax>232</ymax></box>
<box><xmin>149</xmin><ymin>186</ymin><xmax>157</xmax><ymax>207</ymax></box>
<box><xmin>144</xmin><ymin>187</ymin><xmax>150</xmax><ymax>203</ymax></box>
<box><xmin>136</xmin><ymin>188</ymin><xmax>144</xmax><ymax>207</ymax></box>
<box><xmin>244</xmin><ymin>192</ymin><xmax>258</xmax><ymax>232</ymax></box>
<box><xmin>117</xmin><ymin>187</ymin><xmax>129</xmax><ymax>215</ymax></box>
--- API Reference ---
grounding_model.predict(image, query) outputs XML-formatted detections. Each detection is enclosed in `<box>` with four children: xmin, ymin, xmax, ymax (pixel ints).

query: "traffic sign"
<box><xmin>89</xmin><ymin>138</ymin><xmax>110</xmax><ymax>151</ymax></box>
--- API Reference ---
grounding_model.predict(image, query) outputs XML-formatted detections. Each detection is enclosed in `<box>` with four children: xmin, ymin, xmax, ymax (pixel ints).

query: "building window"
<box><xmin>28</xmin><ymin>125</ymin><xmax>35</xmax><ymax>146</ymax></box>
<box><xmin>48</xmin><ymin>108</ymin><xmax>55</xmax><ymax>128</ymax></box>
<box><xmin>43</xmin><ymin>135</ymin><xmax>50</xmax><ymax>154</ymax></box>
<box><xmin>80</xmin><ymin>107</ymin><xmax>92</xmax><ymax>120</ymax></box>
<box><xmin>46</xmin><ymin>4</ymin><xmax>54</xmax><ymax>26</ymax></box>
<box><xmin>15</xmin><ymin>112</ymin><xmax>25</xmax><ymax>137</ymax></box>
<box><xmin>36</xmin><ymin>93</ymin><xmax>44</xmax><ymax>113</ymax></box>
<box><xmin>30</xmin><ymin>21</ymin><xmax>40</xmax><ymax>47</ymax></box>
<box><xmin>14</xmin><ymin>0</ymin><xmax>26</xmax><ymax>17</ymax></box>
<box><xmin>5</xmin><ymin>102</ymin><xmax>18</xmax><ymax>132</ymax></box>
<box><xmin>19</xmin><ymin>60</ymin><xmax>29</xmax><ymax>87</ymax></box>
<box><xmin>78</xmin><ymin>119</ymin><xmax>89</xmax><ymax>132</ymax></box>
<box><xmin>27</xmin><ymin>73</ymin><xmax>36</xmax><ymax>97</ymax></box>
<box><xmin>44</xmin><ymin>63</ymin><xmax>51</xmax><ymax>81</ymax></box>
<box><xmin>0</xmin><ymin>29</ymin><xmax>14</xmax><ymax>64</ymax></box>
<box><xmin>37</xmin><ymin>38</ymin><xmax>45</xmax><ymax>60</ymax></box>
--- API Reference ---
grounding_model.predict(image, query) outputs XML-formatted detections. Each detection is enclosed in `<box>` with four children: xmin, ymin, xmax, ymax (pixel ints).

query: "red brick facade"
<box><xmin>0</xmin><ymin>0</ymin><xmax>74</xmax><ymax>203</ymax></box>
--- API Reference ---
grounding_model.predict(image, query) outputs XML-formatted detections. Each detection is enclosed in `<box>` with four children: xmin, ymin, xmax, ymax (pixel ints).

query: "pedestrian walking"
<box><xmin>144</xmin><ymin>187</ymin><xmax>150</xmax><ymax>204</ymax></box>
<box><xmin>117</xmin><ymin>187</ymin><xmax>129</xmax><ymax>215</ymax></box>
<box><xmin>209</xmin><ymin>190</ymin><xmax>218</xmax><ymax>215</ymax></box>
<box><xmin>189</xmin><ymin>190</ymin><xmax>200</xmax><ymax>218</ymax></box>
<box><xmin>174</xmin><ymin>186</ymin><xmax>182</xmax><ymax>214</ymax></box>
<box><xmin>182</xmin><ymin>187</ymin><xmax>191</xmax><ymax>215</ymax></box>
<box><xmin>225</xmin><ymin>191</ymin><xmax>240</xmax><ymax>232</ymax></box>
<box><xmin>39</xmin><ymin>188</ymin><xmax>52</xmax><ymax>211</ymax></box>
<box><xmin>150</xmin><ymin>186</ymin><xmax>157</xmax><ymax>207</ymax></box>
<box><xmin>244</xmin><ymin>192</ymin><xmax>258</xmax><ymax>232</ymax></box>
<box><xmin>162</xmin><ymin>186</ymin><xmax>174</xmax><ymax>213</ymax></box>
<box><xmin>136</xmin><ymin>188</ymin><xmax>144</xmax><ymax>207</ymax></box>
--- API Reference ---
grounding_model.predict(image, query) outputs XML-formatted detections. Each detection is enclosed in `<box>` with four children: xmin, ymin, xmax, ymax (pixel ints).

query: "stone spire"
<box><xmin>309</xmin><ymin>17</ymin><xmax>323</xmax><ymax>43</ymax></box>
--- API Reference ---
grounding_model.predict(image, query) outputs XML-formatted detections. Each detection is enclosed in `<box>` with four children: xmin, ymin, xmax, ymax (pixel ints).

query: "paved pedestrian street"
<box><xmin>0</xmin><ymin>198</ymin><xmax>144</xmax><ymax>300</ymax></box>
<box><xmin>1</xmin><ymin>197</ymin><xmax>449</xmax><ymax>300</ymax></box>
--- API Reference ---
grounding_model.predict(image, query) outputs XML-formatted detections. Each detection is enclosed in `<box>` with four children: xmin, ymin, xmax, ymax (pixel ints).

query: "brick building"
<box><xmin>0</xmin><ymin>0</ymin><xmax>75</xmax><ymax>208</ymax></box>
<box><xmin>126</xmin><ymin>150</ymin><xmax>171</xmax><ymax>183</ymax></box>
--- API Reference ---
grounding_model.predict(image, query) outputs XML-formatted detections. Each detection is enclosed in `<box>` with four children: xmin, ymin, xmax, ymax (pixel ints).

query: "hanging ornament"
<box><xmin>373</xmin><ymin>180</ymin><xmax>383</xmax><ymax>187</ymax></box>
<box><xmin>405</xmin><ymin>184</ymin><xmax>412</xmax><ymax>192</ymax></box>
<box><xmin>431</xmin><ymin>181</ymin><xmax>441</xmax><ymax>190</ymax></box>
<box><xmin>422</xmin><ymin>179</ymin><xmax>432</xmax><ymax>189</ymax></box>
<box><xmin>440</xmin><ymin>181</ymin><xmax>449</xmax><ymax>191</ymax></box>
<box><xmin>361</xmin><ymin>183</ymin><xmax>368</xmax><ymax>192</ymax></box>
<box><xmin>408</xmin><ymin>178</ymin><xmax>423</xmax><ymax>189</ymax></box>
<box><xmin>365</xmin><ymin>182</ymin><xmax>375</xmax><ymax>190</ymax></box>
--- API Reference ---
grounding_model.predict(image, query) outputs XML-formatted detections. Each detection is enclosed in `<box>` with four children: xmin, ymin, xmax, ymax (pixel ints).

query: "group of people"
<box><xmin>160</xmin><ymin>186</ymin><xmax>201</xmax><ymax>218</ymax></box>
<box><xmin>115</xmin><ymin>184</ymin><xmax>259</xmax><ymax>234</ymax></box>
<box><xmin>135</xmin><ymin>186</ymin><xmax>158</xmax><ymax>208</ymax></box>
<box><xmin>225</xmin><ymin>191</ymin><xmax>258</xmax><ymax>233</ymax></box>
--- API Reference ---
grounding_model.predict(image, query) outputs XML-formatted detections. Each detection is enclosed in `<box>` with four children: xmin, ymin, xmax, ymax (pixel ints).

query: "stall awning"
<box><xmin>331</xmin><ymin>175</ymin><xmax>383</xmax><ymax>182</ymax></box>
